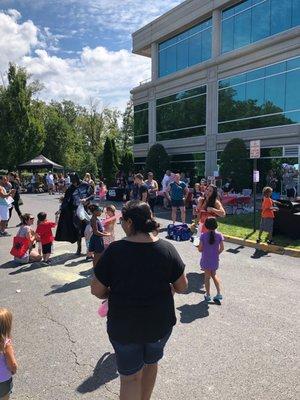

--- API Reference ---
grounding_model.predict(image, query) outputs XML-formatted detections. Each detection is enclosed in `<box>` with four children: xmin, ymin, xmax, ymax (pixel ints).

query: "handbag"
<box><xmin>10</xmin><ymin>236</ymin><xmax>30</xmax><ymax>258</ymax></box>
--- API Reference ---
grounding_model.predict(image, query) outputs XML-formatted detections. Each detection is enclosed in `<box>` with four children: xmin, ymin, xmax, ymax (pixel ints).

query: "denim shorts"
<box><xmin>0</xmin><ymin>378</ymin><xmax>13</xmax><ymax>397</ymax></box>
<box><xmin>110</xmin><ymin>329</ymin><xmax>172</xmax><ymax>376</ymax></box>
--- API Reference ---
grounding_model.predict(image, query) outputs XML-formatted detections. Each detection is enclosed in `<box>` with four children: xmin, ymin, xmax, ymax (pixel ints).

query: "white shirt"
<box><xmin>46</xmin><ymin>174</ymin><xmax>54</xmax><ymax>185</ymax></box>
<box><xmin>161</xmin><ymin>175</ymin><xmax>171</xmax><ymax>191</ymax></box>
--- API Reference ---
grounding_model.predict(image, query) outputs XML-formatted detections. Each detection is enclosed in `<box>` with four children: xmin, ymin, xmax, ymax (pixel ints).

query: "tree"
<box><xmin>0</xmin><ymin>64</ymin><xmax>45</xmax><ymax>169</ymax></box>
<box><xmin>118</xmin><ymin>100</ymin><xmax>134</xmax><ymax>154</ymax></box>
<box><xmin>102</xmin><ymin>137</ymin><xmax>118</xmax><ymax>186</ymax></box>
<box><xmin>121</xmin><ymin>150</ymin><xmax>134</xmax><ymax>175</ymax></box>
<box><xmin>145</xmin><ymin>144</ymin><xmax>170</xmax><ymax>184</ymax></box>
<box><xmin>219</xmin><ymin>138</ymin><xmax>251</xmax><ymax>192</ymax></box>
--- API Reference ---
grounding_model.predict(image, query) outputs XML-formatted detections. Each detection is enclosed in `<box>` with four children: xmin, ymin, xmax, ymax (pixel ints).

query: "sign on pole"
<box><xmin>250</xmin><ymin>140</ymin><xmax>261</xmax><ymax>159</ymax></box>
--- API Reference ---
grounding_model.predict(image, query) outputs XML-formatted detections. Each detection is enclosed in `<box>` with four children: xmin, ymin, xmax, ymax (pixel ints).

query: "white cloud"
<box><xmin>22</xmin><ymin>46</ymin><xmax>150</xmax><ymax>110</ymax></box>
<box><xmin>0</xmin><ymin>10</ymin><xmax>38</xmax><ymax>71</ymax></box>
<box><xmin>0</xmin><ymin>1</ymin><xmax>185</xmax><ymax>110</ymax></box>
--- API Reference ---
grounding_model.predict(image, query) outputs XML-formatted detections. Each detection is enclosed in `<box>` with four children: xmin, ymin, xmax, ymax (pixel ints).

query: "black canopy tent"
<box><xmin>18</xmin><ymin>155</ymin><xmax>64</xmax><ymax>171</ymax></box>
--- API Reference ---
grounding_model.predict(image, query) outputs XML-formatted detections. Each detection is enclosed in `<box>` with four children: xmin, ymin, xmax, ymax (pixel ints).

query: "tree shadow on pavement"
<box><xmin>177</xmin><ymin>301</ymin><xmax>209</xmax><ymax>323</ymax></box>
<box><xmin>8</xmin><ymin>253</ymin><xmax>79</xmax><ymax>275</ymax></box>
<box><xmin>226</xmin><ymin>245</ymin><xmax>245</xmax><ymax>254</ymax></box>
<box><xmin>186</xmin><ymin>272</ymin><xmax>205</xmax><ymax>294</ymax></box>
<box><xmin>45</xmin><ymin>269</ymin><xmax>93</xmax><ymax>296</ymax></box>
<box><xmin>77</xmin><ymin>352</ymin><xmax>118</xmax><ymax>394</ymax></box>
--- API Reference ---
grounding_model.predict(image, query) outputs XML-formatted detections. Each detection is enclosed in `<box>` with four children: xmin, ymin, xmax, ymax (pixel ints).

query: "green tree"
<box><xmin>219</xmin><ymin>138</ymin><xmax>251</xmax><ymax>192</ymax></box>
<box><xmin>121</xmin><ymin>150</ymin><xmax>134</xmax><ymax>175</ymax></box>
<box><xmin>0</xmin><ymin>64</ymin><xmax>45</xmax><ymax>169</ymax></box>
<box><xmin>118</xmin><ymin>100</ymin><xmax>133</xmax><ymax>153</ymax></box>
<box><xmin>102</xmin><ymin>137</ymin><xmax>118</xmax><ymax>186</ymax></box>
<box><xmin>145</xmin><ymin>144</ymin><xmax>170</xmax><ymax>183</ymax></box>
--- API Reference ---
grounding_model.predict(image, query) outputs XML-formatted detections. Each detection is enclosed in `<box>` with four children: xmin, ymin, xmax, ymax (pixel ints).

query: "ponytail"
<box><xmin>209</xmin><ymin>230</ymin><xmax>215</xmax><ymax>245</ymax></box>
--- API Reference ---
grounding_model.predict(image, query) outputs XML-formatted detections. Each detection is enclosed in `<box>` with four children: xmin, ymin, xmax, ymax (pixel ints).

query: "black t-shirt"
<box><xmin>138</xmin><ymin>183</ymin><xmax>149</xmax><ymax>202</ymax></box>
<box><xmin>94</xmin><ymin>239</ymin><xmax>185</xmax><ymax>344</ymax></box>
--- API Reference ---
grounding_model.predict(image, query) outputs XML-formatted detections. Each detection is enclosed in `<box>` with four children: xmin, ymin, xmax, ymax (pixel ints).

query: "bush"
<box><xmin>145</xmin><ymin>144</ymin><xmax>170</xmax><ymax>184</ymax></box>
<box><xmin>219</xmin><ymin>138</ymin><xmax>251</xmax><ymax>192</ymax></box>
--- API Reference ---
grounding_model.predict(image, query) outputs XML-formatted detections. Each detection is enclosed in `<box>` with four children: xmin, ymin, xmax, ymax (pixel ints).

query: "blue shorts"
<box><xmin>171</xmin><ymin>199</ymin><xmax>184</xmax><ymax>208</ymax></box>
<box><xmin>110</xmin><ymin>329</ymin><xmax>172</xmax><ymax>376</ymax></box>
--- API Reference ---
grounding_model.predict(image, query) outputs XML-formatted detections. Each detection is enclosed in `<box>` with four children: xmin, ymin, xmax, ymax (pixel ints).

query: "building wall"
<box><xmin>131</xmin><ymin>0</ymin><xmax>300</xmax><ymax>179</ymax></box>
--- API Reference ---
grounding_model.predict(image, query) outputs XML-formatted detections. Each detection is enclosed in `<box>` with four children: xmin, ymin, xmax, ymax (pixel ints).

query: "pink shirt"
<box><xmin>0</xmin><ymin>338</ymin><xmax>12</xmax><ymax>382</ymax></box>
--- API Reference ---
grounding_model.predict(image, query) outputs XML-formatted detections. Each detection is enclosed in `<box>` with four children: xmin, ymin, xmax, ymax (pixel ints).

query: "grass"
<box><xmin>218</xmin><ymin>213</ymin><xmax>300</xmax><ymax>250</ymax></box>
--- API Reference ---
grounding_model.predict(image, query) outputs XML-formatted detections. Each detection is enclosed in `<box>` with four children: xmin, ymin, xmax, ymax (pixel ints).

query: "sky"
<box><xmin>0</xmin><ymin>0</ymin><xmax>180</xmax><ymax>111</ymax></box>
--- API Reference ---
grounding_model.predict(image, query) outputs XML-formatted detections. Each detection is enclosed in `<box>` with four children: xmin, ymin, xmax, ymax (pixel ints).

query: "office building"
<box><xmin>131</xmin><ymin>0</ymin><xmax>300</xmax><ymax>182</ymax></box>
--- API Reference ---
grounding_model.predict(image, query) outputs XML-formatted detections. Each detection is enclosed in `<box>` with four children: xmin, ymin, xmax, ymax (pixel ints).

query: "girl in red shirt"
<box><xmin>36</xmin><ymin>212</ymin><xmax>56</xmax><ymax>264</ymax></box>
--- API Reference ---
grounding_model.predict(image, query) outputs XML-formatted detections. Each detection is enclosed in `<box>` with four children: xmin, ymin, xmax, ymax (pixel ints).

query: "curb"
<box><xmin>223</xmin><ymin>235</ymin><xmax>300</xmax><ymax>258</ymax></box>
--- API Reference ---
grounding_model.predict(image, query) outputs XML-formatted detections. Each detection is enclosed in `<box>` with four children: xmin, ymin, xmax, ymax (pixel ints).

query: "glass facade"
<box><xmin>156</xmin><ymin>86</ymin><xmax>206</xmax><ymax>141</ymax></box>
<box><xmin>218</xmin><ymin>56</ymin><xmax>300</xmax><ymax>133</ymax></box>
<box><xmin>158</xmin><ymin>19</ymin><xmax>212</xmax><ymax>78</ymax></box>
<box><xmin>222</xmin><ymin>0</ymin><xmax>300</xmax><ymax>54</ymax></box>
<box><xmin>134</xmin><ymin>103</ymin><xmax>149</xmax><ymax>144</ymax></box>
<box><xmin>170</xmin><ymin>153</ymin><xmax>206</xmax><ymax>178</ymax></box>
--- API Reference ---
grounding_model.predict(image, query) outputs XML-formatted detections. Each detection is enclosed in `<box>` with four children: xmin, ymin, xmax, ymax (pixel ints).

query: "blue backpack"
<box><xmin>167</xmin><ymin>224</ymin><xmax>192</xmax><ymax>242</ymax></box>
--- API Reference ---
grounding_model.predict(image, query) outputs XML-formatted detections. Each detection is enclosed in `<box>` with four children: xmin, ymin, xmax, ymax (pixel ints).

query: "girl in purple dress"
<box><xmin>198</xmin><ymin>218</ymin><xmax>224</xmax><ymax>303</ymax></box>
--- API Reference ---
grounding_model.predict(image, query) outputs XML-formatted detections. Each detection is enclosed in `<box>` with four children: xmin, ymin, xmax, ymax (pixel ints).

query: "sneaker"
<box><xmin>204</xmin><ymin>294</ymin><xmax>211</xmax><ymax>302</ymax></box>
<box><xmin>213</xmin><ymin>294</ymin><xmax>223</xmax><ymax>302</ymax></box>
<box><xmin>0</xmin><ymin>231</ymin><xmax>10</xmax><ymax>237</ymax></box>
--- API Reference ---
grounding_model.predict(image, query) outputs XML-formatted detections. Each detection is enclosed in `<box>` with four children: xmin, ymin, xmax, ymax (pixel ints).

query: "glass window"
<box><xmin>292</xmin><ymin>0</ymin><xmax>300</xmax><ymax>26</ymax></box>
<box><xmin>285</xmin><ymin>69</ymin><xmax>300</xmax><ymax>111</ymax></box>
<box><xmin>134</xmin><ymin>103</ymin><xmax>148</xmax><ymax>144</ymax></box>
<box><xmin>188</xmin><ymin>33</ymin><xmax>202</xmax><ymax>66</ymax></box>
<box><xmin>222</xmin><ymin>0</ymin><xmax>297</xmax><ymax>54</ymax></box>
<box><xmin>264</xmin><ymin>74</ymin><xmax>286</xmax><ymax>111</ymax></box>
<box><xmin>218</xmin><ymin>56</ymin><xmax>300</xmax><ymax>133</ymax></box>
<box><xmin>176</xmin><ymin>41</ymin><xmax>189</xmax><ymax>71</ymax></box>
<box><xmin>270</xmin><ymin>0</ymin><xmax>292</xmax><ymax>35</ymax></box>
<box><xmin>234</xmin><ymin>8</ymin><xmax>251</xmax><ymax>49</ymax></box>
<box><xmin>221</xmin><ymin>18</ymin><xmax>234</xmax><ymax>53</ymax></box>
<box><xmin>158</xmin><ymin>18</ymin><xmax>212</xmax><ymax>78</ymax></box>
<box><xmin>201</xmin><ymin>28</ymin><xmax>212</xmax><ymax>61</ymax></box>
<box><xmin>165</xmin><ymin>46</ymin><xmax>177</xmax><ymax>76</ymax></box>
<box><xmin>252</xmin><ymin>0</ymin><xmax>270</xmax><ymax>42</ymax></box>
<box><xmin>156</xmin><ymin>86</ymin><xmax>206</xmax><ymax>141</ymax></box>
<box><xmin>246</xmin><ymin>79</ymin><xmax>265</xmax><ymax>107</ymax></box>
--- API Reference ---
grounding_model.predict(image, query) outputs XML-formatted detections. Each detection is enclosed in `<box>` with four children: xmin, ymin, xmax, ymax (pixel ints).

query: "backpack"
<box><xmin>10</xmin><ymin>236</ymin><xmax>30</xmax><ymax>258</ymax></box>
<box><xmin>167</xmin><ymin>224</ymin><xmax>192</xmax><ymax>242</ymax></box>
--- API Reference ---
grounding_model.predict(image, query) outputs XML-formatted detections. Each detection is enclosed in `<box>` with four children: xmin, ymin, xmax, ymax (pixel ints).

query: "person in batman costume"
<box><xmin>55</xmin><ymin>173</ymin><xmax>94</xmax><ymax>254</ymax></box>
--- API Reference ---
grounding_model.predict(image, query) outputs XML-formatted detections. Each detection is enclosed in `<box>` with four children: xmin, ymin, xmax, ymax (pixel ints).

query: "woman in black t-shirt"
<box><xmin>91</xmin><ymin>200</ymin><xmax>187</xmax><ymax>400</ymax></box>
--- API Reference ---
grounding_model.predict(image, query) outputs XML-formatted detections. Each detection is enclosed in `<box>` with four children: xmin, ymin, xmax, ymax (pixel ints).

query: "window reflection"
<box><xmin>218</xmin><ymin>56</ymin><xmax>300</xmax><ymax>132</ymax></box>
<box><xmin>170</xmin><ymin>153</ymin><xmax>206</xmax><ymax>178</ymax></box>
<box><xmin>156</xmin><ymin>86</ymin><xmax>207</xmax><ymax>141</ymax></box>
<box><xmin>134</xmin><ymin>103</ymin><xmax>149</xmax><ymax>144</ymax></box>
<box><xmin>159</xmin><ymin>19</ymin><xmax>212</xmax><ymax>78</ymax></box>
<box><xmin>222</xmin><ymin>0</ymin><xmax>299</xmax><ymax>54</ymax></box>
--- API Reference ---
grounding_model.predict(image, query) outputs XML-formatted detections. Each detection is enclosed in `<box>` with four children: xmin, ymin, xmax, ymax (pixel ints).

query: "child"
<box><xmin>198</xmin><ymin>217</ymin><xmax>224</xmax><ymax>303</ymax></box>
<box><xmin>88</xmin><ymin>205</ymin><xmax>110</xmax><ymax>268</ymax></box>
<box><xmin>257</xmin><ymin>186</ymin><xmax>278</xmax><ymax>245</ymax></box>
<box><xmin>0</xmin><ymin>308</ymin><xmax>18</xmax><ymax>400</ymax></box>
<box><xmin>103</xmin><ymin>205</ymin><xmax>117</xmax><ymax>249</ymax></box>
<box><xmin>36</xmin><ymin>212</ymin><xmax>56</xmax><ymax>264</ymax></box>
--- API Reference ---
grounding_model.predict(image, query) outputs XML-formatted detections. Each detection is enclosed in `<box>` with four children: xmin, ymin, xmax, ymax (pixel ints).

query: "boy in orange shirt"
<box><xmin>257</xmin><ymin>186</ymin><xmax>278</xmax><ymax>244</ymax></box>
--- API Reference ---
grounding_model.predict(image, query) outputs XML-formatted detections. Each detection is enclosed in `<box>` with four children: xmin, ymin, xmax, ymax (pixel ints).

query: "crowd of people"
<box><xmin>0</xmin><ymin>166</ymin><xmax>299</xmax><ymax>400</ymax></box>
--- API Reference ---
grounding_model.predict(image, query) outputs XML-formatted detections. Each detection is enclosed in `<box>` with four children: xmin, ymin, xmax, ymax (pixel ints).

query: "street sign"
<box><xmin>250</xmin><ymin>140</ymin><xmax>261</xmax><ymax>159</ymax></box>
